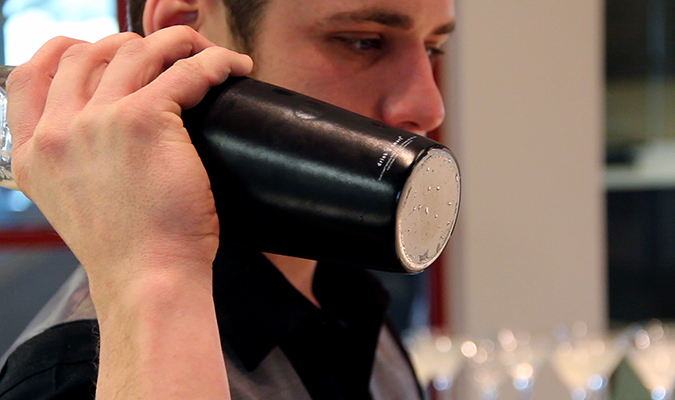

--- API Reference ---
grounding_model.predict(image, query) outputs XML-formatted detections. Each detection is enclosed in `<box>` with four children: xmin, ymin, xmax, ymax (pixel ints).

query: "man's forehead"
<box><xmin>297</xmin><ymin>0</ymin><xmax>455</xmax><ymax>32</ymax></box>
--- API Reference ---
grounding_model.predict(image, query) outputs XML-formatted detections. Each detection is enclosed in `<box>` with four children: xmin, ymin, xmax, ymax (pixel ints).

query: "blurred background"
<box><xmin>1</xmin><ymin>0</ymin><xmax>675</xmax><ymax>399</ymax></box>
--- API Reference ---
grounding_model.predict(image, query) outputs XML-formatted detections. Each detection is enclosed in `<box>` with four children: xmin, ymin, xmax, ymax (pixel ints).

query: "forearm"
<box><xmin>93</xmin><ymin>266</ymin><xmax>230</xmax><ymax>400</ymax></box>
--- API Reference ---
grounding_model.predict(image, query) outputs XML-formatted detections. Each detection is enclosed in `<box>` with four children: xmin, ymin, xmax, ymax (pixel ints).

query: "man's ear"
<box><xmin>142</xmin><ymin>0</ymin><xmax>200</xmax><ymax>35</ymax></box>
<box><xmin>142</xmin><ymin>0</ymin><xmax>238</xmax><ymax>50</ymax></box>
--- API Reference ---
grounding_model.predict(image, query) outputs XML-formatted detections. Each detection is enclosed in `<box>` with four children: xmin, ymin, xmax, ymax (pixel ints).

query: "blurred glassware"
<box><xmin>462</xmin><ymin>337</ymin><xmax>507</xmax><ymax>400</ymax></box>
<box><xmin>551</xmin><ymin>321</ymin><xmax>627</xmax><ymax>400</ymax></box>
<box><xmin>497</xmin><ymin>328</ymin><xmax>551</xmax><ymax>400</ymax></box>
<box><xmin>627</xmin><ymin>320</ymin><xmax>675</xmax><ymax>400</ymax></box>
<box><xmin>405</xmin><ymin>327</ymin><xmax>465</xmax><ymax>400</ymax></box>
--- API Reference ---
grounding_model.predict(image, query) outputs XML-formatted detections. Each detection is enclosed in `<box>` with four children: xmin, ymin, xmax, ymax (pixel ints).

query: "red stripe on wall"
<box><xmin>0</xmin><ymin>228</ymin><xmax>66</xmax><ymax>248</ymax></box>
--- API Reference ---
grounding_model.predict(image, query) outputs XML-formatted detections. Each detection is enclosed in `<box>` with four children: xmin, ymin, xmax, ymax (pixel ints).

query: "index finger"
<box><xmin>91</xmin><ymin>26</ymin><xmax>236</xmax><ymax>104</ymax></box>
<box><xmin>7</xmin><ymin>36</ymin><xmax>86</xmax><ymax>151</ymax></box>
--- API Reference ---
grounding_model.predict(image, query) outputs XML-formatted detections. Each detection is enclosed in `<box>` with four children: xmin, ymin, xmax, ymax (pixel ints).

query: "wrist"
<box><xmin>89</xmin><ymin>259</ymin><xmax>214</xmax><ymax>326</ymax></box>
<box><xmin>92</xmin><ymin>265</ymin><xmax>228</xmax><ymax>400</ymax></box>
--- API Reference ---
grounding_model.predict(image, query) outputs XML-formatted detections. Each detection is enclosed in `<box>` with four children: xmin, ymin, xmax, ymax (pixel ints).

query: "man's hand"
<box><xmin>7</xmin><ymin>26</ymin><xmax>253</xmax><ymax>400</ymax></box>
<box><xmin>9</xmin><ymin>26</ymin><xmax>252</xmax><ymax>301</ymax></box>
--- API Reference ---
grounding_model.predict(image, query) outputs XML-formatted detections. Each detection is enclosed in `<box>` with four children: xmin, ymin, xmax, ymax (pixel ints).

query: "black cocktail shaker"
<box><xmin>182</xmin><ymin>77</ymin><xmax>460</xmax><ymax>273</ymax></box>
<box><xmin>0</xmin><ymin>68</ymin><xmax>460</xmax><ymax>273</ymax></box>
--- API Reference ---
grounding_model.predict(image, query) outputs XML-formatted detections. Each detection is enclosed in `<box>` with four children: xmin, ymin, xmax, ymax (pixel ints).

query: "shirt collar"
<box><xmin>212</xmin><ymin>245</ymin><xmax>390</xmax><ymax>371</ymax></box>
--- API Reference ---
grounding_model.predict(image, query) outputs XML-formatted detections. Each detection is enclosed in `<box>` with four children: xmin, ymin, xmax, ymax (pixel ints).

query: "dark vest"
<box><xmin>1</xmin><ymin>268</ymin><xmax>422</xmax><ymax>400</ymax></box>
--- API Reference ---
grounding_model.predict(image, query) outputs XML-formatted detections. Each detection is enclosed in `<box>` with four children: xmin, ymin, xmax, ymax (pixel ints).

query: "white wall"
<box><xmin>442</xmin><ymin>1</ymin><xmax>605</xmax><ymax>397</ymax></box>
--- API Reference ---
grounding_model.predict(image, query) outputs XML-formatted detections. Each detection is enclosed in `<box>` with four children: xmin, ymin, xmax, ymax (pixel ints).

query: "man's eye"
<box><xmin>426</xmin><ymin>47</ymin><xmax>445</xmax><ymax>60</ymax></box>
<box><xmin>425</xmin><ymin>47</ymin><xmax>445</xmax><ymax>67</ymax></box>
<box><xmin>339</xmin><ymin>37</ymin><xmax>383</xmax><ymax>52</ymax></box>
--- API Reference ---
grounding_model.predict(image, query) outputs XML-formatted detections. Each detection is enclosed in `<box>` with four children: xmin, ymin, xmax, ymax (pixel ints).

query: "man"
<box><xmin>0</xmin><ymin>0</ymin><xmax>454</xmax><ymax>398</ymax></box>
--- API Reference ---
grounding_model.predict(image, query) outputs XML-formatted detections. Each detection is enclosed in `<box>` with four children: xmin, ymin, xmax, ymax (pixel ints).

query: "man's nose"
<box><xmin>379</xmin><ymin>48</ymin><xmax>445</xmax><ymax>136</ymax></box>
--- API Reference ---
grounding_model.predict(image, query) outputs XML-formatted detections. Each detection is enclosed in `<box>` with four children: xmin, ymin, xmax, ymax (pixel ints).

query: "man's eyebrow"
<box><xmin>322</xmin><ymin>9</ymin><xmax>455</xmax><ymax>35</ymax></box>
<box><xmin>433</xmin><ymin>21</ymin><xmax>455</xmax><ymax>35</ymax></box>
<box><xmin>324</xmin><ymin>10</ymin><xmax>414</xmax><ymax>29</ymax></box>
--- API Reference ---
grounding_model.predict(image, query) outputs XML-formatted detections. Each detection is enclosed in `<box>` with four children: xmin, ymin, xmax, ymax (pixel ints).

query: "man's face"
<box><xmin>248</xmin><ymin>0</ymin><xmax>454</xmax><ymax>136</ymax></box>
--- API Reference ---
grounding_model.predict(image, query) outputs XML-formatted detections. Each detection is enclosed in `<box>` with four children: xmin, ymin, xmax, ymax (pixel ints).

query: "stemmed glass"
<box><xmin>551</xmin><ymin>322</ymin><xmax>627</xmax><ymax>400</ymax></box>
<box><xmin>496</xmin><ymin>329</ymin><xmax>551</xmax><ymax>400</ymax></box>
<box><xmin>627</xmin><ymin>320</ymin><xmax>675</xmax><ymax>400</ymax></box>
<box><xmin>461</xmin><ymin>337</ymin><xmax>507</xmax><ymax>400</ymax></box>
<box><xmin>405</xmin><ymin>327</ymin><xmax>465</xmax><ymax>400</ymax></box>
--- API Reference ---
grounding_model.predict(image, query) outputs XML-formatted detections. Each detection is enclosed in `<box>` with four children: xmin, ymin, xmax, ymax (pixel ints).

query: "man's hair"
<box><xmin>127</xmin><ymin>0</ymin><xmax>269</xmax><ymax>53</ymax></box>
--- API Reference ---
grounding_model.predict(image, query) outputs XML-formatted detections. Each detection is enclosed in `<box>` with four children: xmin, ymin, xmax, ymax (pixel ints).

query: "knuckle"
<box><xmin>101</xmin><ymin>102</ymin><xmax>127</xmax><ymax>128</ymax></box>
<box><xmin>73</xmin><ymin>112</ymin><xmax>102</xmax><ymax>135</ymax></box>
<box><xmin>60</xmin><ymin>42</ymin><xmax>94</xmax><ymax>63</ymax></box>
<box><xmin>99</xmin><ymin>31</ymin><xmax>142</xmax><ymax>54</ymax></box>
<box><xmin>100</xmin><ymin>100</ymin><xmax>143</xmax><ymax>136</ymax></box>
<box><xmin>61</xmin><ymin>32</ymin><xmax>145</xmax><ymax>66</ymax></box>
<box><xmin>6</xmin><ymin>64</ymin><xmax>36</xmax><ymax>95</ymax></box>
<box><xmin>32</xmin><ymin>125</ymin><xmax>69</xmax><ymax>157</ymax></box>
<box><xmin>168</xmin><ymin>24</ymin><xmax>199</xmax><ymax>39</ymax></box>
<box><xmin>171</xmin><ymin>57</ymin><xmax>214</xmax><ymax>85</ymax></box>
<box><xmin>173</xmin><ymin>56</ymin><xmax>200</xmax><ymax>71</ymax></box>
<box><xmin>117</xmin><ymin>31</ymin><xmax>142</xmax><ymax>41</ymax></box>
<box><xmin>44</xmin><ymin>35</ymin><xmax>79</xmax><ymax>49</ymax></box>
<box><xmin>116</xmin><ymin>37</ymin><xmax>150</xmax><ymax>59</ymax></box>
<box><xmin>33</xmin><ymin>112</ymin><xmax>98</xmax><ymax>157</ymax></box>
